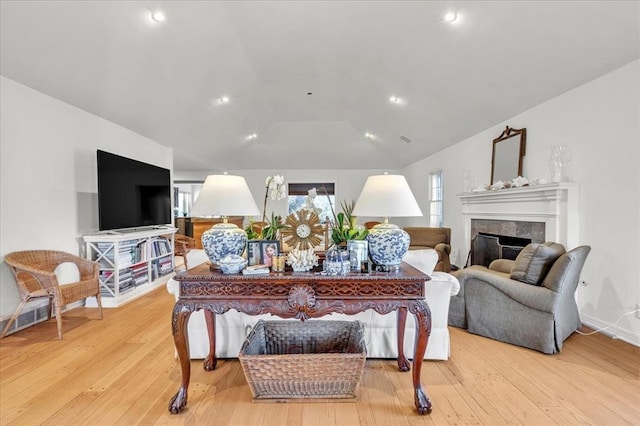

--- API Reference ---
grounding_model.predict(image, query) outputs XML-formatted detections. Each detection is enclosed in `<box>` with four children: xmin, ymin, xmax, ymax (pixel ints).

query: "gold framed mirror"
<box><xmin>491</xmin><ymin>126</ymin><xmax>527</xmax><ymax>184</ymax></box>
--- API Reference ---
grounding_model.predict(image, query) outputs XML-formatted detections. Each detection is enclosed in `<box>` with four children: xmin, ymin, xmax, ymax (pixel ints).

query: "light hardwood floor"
<box><xmin>1</xmin><ymin>286</ymin><xmax>638</xmax><ymax>426</ymax></box>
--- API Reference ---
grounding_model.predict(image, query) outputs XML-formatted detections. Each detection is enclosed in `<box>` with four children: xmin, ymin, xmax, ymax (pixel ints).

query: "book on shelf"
<box><xmin>132</xmin><ymin>261</ymin><xmax>147</xmax><ymax>270</ymax></box>
<box><xmin>134</xmin><ymin>274</ymin><xmax>149</xmax><ymax>285</ymax></box>
<box><xmin>150</xmin><ymin>237</ymin><xmax>172</xmax><ymax>258</ymax></box>
<box><xmin>116</xmin><ymin>282</ymin><xmax>135</xmax><ymax>294</ymax></box>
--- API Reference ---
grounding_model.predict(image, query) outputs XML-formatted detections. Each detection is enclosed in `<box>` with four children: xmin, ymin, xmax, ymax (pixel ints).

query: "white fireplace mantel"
<box><xmin>458</xmin><ymin>182</ymin><xmax>580</xmax><ymax>251</ymax></box>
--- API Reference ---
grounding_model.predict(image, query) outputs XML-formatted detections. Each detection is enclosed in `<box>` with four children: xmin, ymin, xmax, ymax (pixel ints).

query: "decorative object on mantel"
<box><xmin>471</xmin><ymin>176</ymin><xmax>548</xmax><ymax>192</ymax></box>
<box><xmin>491</xmin><ymin>126</ymin><xmax>527</xmax><ymax>184</ymax></box>
<box><xmin>286</xmin><ymin>247</ymin><xmax>319</xmax><ymax>272</ymax></box>
<box><xmin>190</xmin><ymin>174</ymin><xmax>260</xmax><ymax>266</ymax></box>
<box><xmin>512</xmin><ymin>176</ymin><xmax>532</xmax><ymax>187</ymax></box>
<box><xmin>352</xmin><ymin>173</ymin><xmax>423</xmax><ymax>272</ymax></box>
<box><xmin>549</xmin><ymin>145</ymin><xmax>573</xmax><ymax>183</ymax></box>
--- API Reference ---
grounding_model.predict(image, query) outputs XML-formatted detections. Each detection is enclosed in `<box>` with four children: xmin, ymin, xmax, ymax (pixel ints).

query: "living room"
<box><xmin>1</xmin><ymin>1</ymin><xmax>639</xmax><ymax>424</ymax></box>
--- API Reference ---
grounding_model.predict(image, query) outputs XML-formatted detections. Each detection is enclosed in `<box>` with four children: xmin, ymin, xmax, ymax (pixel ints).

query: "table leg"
<box><xmin>396</xmin><ymin>308</ymin><xmax>410</xmax><ymax>372</ymax></box>
<box><xmin>203</xmin><ymin>309</ymin><xmax>217</xmax><ymax>371</ymax></box>
<box><xmin>411</xmin><ymin>300</ymin><xmax>433</xmax><ymax>415</ymax></box>
<box><xmin>168</xmin><ymin>302</ymin><xmax>193</xmax><ymax>414</ymax></box>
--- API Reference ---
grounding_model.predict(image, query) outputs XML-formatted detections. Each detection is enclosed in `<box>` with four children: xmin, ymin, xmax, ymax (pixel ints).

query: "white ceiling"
<box><xmin>1</xmin><ymin>1</ymin><xmax>639</xmax><ymax>172</ymax></box>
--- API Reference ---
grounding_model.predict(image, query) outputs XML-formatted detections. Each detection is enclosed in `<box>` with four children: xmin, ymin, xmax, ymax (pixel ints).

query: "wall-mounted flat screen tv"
<box><xmin>97</xmin><ymin>150</ymin><xmax>171</xmax><ymax>231</ymax></box>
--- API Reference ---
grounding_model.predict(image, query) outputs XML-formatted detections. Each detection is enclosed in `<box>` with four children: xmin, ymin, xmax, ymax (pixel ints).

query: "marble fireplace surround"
<box><xmin>458</xmin><ymin>183</ymin><xmax>580</xmax><ymax>257</ymax></box>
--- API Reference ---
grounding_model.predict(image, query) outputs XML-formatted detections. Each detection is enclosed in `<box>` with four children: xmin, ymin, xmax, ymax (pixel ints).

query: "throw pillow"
<box><xmin>54</xmin><ymin>262</ymin><xmax>81</xmax><ymax>285</ymax></box>
<box><xmin>402</xmin><ymin>249</ymin><xmax>438</xmax><ymax>276</ymax></box>
<box><xmin>510</xmin><ymin>242</ymin><xmax>566</xmax><ymax>286</ymax></box>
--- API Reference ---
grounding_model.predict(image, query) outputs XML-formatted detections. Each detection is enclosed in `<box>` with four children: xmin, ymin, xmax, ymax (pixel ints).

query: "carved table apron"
<box><xmin>168</xmin><ymin>262</ymin><xmax>433</xmax><ymax>415</ymax></box>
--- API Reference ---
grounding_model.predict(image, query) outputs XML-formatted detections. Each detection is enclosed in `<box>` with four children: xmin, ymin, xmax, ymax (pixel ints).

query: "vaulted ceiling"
<box><xmin>1</xmin><ymin>1</ymin><xmax>638</xmax><ymax>171</ymax></box>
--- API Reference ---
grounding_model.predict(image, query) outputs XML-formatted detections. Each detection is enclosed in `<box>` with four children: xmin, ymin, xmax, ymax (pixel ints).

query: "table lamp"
<box><xmin>190</xmin><ymin>174</ymin><xmax>260</xmax><ymax>265</ymax></box>
<box><xmin>352</xmin><ymin>173</ymin><xmax>423</xmax><ymax>271</ymax></box>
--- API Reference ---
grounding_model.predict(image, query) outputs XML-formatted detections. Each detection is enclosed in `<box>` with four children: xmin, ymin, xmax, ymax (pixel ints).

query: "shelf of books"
<box><xmin>83</xmin><ymin>226</ymin><xmax>177</xmax><ymax>308</ymax></box>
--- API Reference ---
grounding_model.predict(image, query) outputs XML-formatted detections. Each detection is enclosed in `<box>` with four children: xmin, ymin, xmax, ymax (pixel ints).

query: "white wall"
<box><xmin>0</xmin><ymin>76</ymin><xmax>173</xmax><ymax>317</ymax></box>
<box><xmin>402</xmin><ymin>60</ymin><xmax>640</xmax><ymax>345</ymax></box>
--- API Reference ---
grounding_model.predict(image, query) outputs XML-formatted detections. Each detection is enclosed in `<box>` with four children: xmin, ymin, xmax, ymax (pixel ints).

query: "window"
<box><xmin>173</xmin><ymin>181</ymin><xmax>204</xmax><ymax>217</ymax></box>
<box><xmin>428</xmin><ymin>171</ymin><xmax>443</xmax><ymax>227</ymax></box>
<box><xmin>288</xmin><ymin>183</ymin><xmax>335</xmax><ymax>223</ymax></box>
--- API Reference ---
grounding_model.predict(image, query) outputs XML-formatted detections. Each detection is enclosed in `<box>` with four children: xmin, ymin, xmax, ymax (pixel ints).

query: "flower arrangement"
<box><xmin>246</xmin><ymin>174</ymin><xmax>287</xmax><ymax>240</ymax></box>
<box><xmin>265</xmin><ymin>174</ymin><xmax>286</xmax><ymax>203</ymax></box>
<box><xmin>320</xmin><ymin>186</ymin><xmax>368</xmax><ymax>246</ymax></box>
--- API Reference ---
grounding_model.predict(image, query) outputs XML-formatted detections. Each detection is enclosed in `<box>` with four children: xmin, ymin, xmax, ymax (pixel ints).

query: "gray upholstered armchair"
<box><xmin>449</xmin><ymin>243</ymin><xmax>591</xmax><ymax>354</ymax></box>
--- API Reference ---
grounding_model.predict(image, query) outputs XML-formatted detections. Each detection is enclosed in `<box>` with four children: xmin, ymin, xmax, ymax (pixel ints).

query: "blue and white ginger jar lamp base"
<box><xmin>201</xmin><ymin>222</ymin><xmax>248</xmax><ymax>266</ymax></box>
<box><xmin>366</xmin><ymin>223</ymin><xmax>410</xmax><ymax>272</ymax></box>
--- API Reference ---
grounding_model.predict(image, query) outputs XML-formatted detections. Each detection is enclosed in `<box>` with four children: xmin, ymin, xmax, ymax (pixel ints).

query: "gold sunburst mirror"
<box><xmin>281</xmin><ymin>210</ymin><xmax>324</xmax><ymax>250</ymax></box>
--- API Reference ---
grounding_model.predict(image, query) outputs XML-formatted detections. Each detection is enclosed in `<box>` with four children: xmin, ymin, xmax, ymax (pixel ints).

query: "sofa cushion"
<box><xmin>510</xmin><ymin>242</ymin><xmax>565</xmax><ymax>286</ymax></box>
<box><xmin>402</xmin><ymin>249</ymin><xmax>438</xmax><ymax>276</ymax></box>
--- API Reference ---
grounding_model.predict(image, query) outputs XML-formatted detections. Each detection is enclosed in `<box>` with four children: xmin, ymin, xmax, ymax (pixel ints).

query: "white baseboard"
<box><xmin>581</xmin><ymin>314</ymin><xmax>640</xmax><ymax>347</ymax></box>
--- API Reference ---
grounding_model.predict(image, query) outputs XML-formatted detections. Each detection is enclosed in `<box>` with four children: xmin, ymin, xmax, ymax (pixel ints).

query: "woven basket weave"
<box><xmin>239</xmin><ymin>320</ymin><xmax>366</xmax><ymax>401</ymax></box>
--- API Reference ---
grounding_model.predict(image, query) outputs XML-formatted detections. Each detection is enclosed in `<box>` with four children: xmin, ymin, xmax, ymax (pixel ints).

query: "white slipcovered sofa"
<box><xmin>166</xmin><ymin>249</ymin><xmax>460</xmax><ymax>361</ymax></box>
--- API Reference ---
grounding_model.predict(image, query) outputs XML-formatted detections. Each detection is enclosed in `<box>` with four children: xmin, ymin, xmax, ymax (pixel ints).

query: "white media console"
<box><xmin>83</xmin><ymin>226</ymin><xmax>177</xmax><ymax>308</ymax></box>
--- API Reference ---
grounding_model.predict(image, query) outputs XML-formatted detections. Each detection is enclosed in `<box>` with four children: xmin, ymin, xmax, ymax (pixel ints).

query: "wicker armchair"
<box><xmin>1</xmin><ymin>250</ymin><xmax>103</xmax><ymax>339</ymax></box>
<box><xmin>174</xmin><ymin>234</ymin><xmax>197</xmax><ymax>257</ymax></box>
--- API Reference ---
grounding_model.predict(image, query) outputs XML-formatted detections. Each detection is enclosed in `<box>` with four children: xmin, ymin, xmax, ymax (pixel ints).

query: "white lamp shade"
<box><xmin>352</xmin><ymin>174</ymin><xmax>423</xmax><ymax>218</ymax></box>
<box><xmin>190</xmin><ymin>174</ymin><xmax>260</xmax><ymax>217</ymax></box>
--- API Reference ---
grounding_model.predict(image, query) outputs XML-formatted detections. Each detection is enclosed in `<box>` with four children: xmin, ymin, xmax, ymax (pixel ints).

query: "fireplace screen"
<box><xmin>471</xmin><ymin>232</ymin><xmax>531</xmax><ymax>267</ymax></box>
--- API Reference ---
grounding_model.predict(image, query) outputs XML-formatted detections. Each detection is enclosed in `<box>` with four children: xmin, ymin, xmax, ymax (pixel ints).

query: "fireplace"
<box><xmin>458</xmin><ymin>183</ymin><xmax>580</xmax><ymax>264</ymax></box>
<box><xmin>471</xmin><ymin>232</ymin><xmax>531</xmax><ymax>267</ymax></box>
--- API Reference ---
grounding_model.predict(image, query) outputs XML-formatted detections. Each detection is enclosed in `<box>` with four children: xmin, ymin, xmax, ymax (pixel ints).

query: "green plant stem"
<box><xmin>259</xmin><ymin>177</ymin><xmax>274</xmax><ymax>239</ymax></box>
<box><xmin>321</xmin><ymin>185</ymin><xmax>338</xmax><ymax>225</ymax></box>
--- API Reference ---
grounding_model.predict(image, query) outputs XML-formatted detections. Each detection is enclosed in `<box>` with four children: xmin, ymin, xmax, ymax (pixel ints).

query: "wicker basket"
<box><xmin>239</xmin><ymin>320</ymin><xmax>367</xmax><ymax>401</ymax></box>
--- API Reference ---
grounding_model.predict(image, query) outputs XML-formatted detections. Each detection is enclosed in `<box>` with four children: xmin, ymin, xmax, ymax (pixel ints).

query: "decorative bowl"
<box><xmin>218</xmin><ymin>255</ymin><xmax>247</xmax><ymax>274</ymax></box>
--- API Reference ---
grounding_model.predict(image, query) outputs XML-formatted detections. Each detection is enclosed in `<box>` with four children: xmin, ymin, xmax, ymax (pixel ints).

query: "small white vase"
<box><xmin>548</xmin><ymin>145</ymin><xmax>572</xmax><ymax>183</ymax></box>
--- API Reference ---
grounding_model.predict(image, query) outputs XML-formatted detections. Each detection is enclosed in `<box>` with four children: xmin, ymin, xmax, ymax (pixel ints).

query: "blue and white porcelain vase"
<box><xmin>201</xmin><ymin>223</ymin><xmax>248</xmax><ymax>265</ymax></box>
<box><xmin>366</xmin><ymin>223</ymin><xmax>410</xmax><ymax>271</ymax></box>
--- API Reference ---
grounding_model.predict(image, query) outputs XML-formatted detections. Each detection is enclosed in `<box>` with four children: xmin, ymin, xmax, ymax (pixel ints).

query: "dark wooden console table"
<box><xmin>168</xmin><ymin>262</ymin><xmax>433</xmax><ymax>415</ymax></box>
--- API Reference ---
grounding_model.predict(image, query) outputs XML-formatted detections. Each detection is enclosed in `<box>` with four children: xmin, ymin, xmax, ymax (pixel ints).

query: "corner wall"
<box><xmin>402</xmin><ymin>60</ymin><xmax>640</xmax><ymax>345</ymax></box>
<box><xmin>0</xmin><ymin>76</ymin><xmax>173</xmax><ymax>319</ymax></box>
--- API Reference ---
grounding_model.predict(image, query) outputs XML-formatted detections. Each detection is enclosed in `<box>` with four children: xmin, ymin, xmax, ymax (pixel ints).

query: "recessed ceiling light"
<box><xmin>218</xmin><ymin>96</ymin><xmax>229</xmax><ymax>104</ymax></box>
<box><xmin>246</xmin><ymin>133</ymin><xmax>258</xmax><ymax>140</ymax></box>
<box><xmin>443</xmin><ymin>11</ymin><xmax>460</xmax><ymax>23</ymax></box>
<box><xmin>389</xmin><ymin>96</ymin><xmax>400</xmax><ymax>104</ymax></box>
<box><xmin>365</xmin><ymin>132</ymin><xmax>375</xmax><ymax>139</ymax></box>
<box><xmin>151</xmin><ymin>11</ymin><xmax>166</xmax><ymax>23</ymax></box>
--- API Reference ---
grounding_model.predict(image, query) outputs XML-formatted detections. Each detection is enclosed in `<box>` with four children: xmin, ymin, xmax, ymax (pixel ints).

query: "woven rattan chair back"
<box><xmin>174</xmin><ymin>234</ymin><xmax>197</xmax><ymax>257</ymax></box>
<box><xmin>1</xmin><ymin>250</ymin><xmax>103</xmax><ymax>339</ymax></box>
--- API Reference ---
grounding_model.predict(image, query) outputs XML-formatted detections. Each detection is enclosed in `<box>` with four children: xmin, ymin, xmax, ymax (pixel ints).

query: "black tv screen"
<box><xmin>97</xmin><ymin>150</ymin><xmax>172</xmax><ymax>231</ymax></box>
